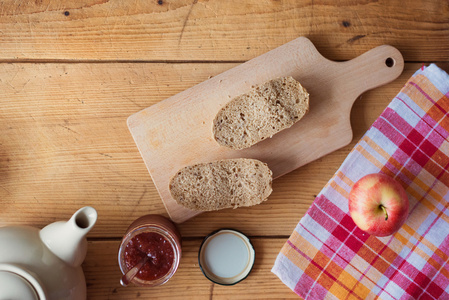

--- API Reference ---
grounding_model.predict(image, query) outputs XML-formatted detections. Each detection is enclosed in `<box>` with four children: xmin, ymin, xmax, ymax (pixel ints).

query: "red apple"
<box><xmin>348</xmin><ymin>173</ymin><xmax>409</xmax><ymax>237</ymax></box>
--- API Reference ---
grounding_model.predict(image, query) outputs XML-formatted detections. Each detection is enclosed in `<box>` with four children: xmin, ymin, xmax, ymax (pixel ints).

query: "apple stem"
<box><xmin>380</xmin><ymin>205</ymin><xmax>388</xmax><ymax>221</ymax></box>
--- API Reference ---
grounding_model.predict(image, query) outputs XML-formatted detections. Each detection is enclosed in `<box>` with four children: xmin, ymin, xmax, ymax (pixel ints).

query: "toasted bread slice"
<box><xmin>169</xmin><ymin>158</ymin><xmax>273</xmax><ymax>211</ymax></box>
<box><xmin>213</xmin><ymin>76</ymin><xmax>309</xmax><ymax>150</ymax></box>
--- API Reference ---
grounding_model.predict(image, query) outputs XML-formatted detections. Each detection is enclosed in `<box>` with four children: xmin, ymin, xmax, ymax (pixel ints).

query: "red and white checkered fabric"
<box><xmin>272</xmin><ymin>64</ymin><xmax>449</xmax><ymax>299</ymax></box>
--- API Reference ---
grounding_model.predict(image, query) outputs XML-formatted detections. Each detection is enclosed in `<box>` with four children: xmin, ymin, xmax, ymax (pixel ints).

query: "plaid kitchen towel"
<box><xmin>272</xmin><ymin>64</ymin><xmax>449</xmax><ymax>300</ymax></box>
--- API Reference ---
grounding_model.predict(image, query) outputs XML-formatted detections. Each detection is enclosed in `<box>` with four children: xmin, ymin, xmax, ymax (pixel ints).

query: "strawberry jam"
<box><xmin>124</xmin><ymin>232</ymin><xmax>175</xmax><ymax>281</ymax></box>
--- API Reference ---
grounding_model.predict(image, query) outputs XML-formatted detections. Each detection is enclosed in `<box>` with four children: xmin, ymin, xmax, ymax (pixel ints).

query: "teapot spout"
<box><xmin>39</xmin><ymin>207</ymin><xmax>97</xmax><ymax>267</ymax></box>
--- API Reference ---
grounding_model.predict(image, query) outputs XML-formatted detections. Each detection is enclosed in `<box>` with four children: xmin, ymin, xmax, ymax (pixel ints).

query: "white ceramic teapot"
<box><xmin>0</xmin><ymin>206</ymin><xmax>97</xmax><ymax>300</ymax></box>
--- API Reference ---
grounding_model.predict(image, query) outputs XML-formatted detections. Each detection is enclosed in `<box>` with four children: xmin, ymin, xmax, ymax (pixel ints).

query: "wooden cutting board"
<box><xmin>127</xmin><ymin>37</ymin><xmax>404</xmax><ymax>223</ymax></box>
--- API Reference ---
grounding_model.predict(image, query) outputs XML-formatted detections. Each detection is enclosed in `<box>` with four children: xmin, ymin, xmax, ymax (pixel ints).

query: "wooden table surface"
<box><xmin>0</xmin><ymin>1</ymin><xmax>448</xmax><ymax>299</ymax></box>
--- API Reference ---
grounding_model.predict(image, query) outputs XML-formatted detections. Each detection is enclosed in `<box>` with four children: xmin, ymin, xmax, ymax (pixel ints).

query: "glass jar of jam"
<box><xmin>118</xmin><ymin>215</ymin><xmax>182</xmax><ymax>286</ymax></box>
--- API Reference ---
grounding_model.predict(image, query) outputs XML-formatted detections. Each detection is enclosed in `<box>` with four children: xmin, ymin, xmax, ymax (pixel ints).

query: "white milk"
<box><xmin>203</xmin><ymin>232</ymin><xmax>250</xmax><ymax>278</ymax></box>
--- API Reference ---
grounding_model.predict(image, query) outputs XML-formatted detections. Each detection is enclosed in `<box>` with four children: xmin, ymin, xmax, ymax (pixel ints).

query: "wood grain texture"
<box><xmin>0</xmin><ymin>0</ymin><xmax>448</xmax><ymax>61</ymax></box>
<box><xmin>84</xmin><ymin>238</ymin><xmax>297</xmax><ymax>299</ymax></box>
<box><xmin>128</xmin><ymin>37</ymin><xmax>403</xmax><ymax>223</ymax></box>
<box><xmin>1</xmin><ymin>62</ymin><xmax>445</xmax><ymax>238</ymax></box>
<box><xmin>1</xmin><ymin>1</ymin><xmax>447</xmax><ymax>298</ymax></box>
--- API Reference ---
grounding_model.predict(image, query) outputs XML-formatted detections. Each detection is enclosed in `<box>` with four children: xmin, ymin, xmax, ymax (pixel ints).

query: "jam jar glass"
<box><xmin>118</xmin><ymin>214</ymin><xmax>182</xmax><ymax>287</ymax></box>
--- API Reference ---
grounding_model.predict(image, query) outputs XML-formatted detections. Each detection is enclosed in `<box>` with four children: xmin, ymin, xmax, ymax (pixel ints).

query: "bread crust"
<box><xmin>213</xmin><ymin>76</ymin><xmax>309</xmax><ymax>150</ymax></box>
<box><xmin>169</xmin><ymin>158</ymin><xmax>273</xmax><ymax>211</ymax></box>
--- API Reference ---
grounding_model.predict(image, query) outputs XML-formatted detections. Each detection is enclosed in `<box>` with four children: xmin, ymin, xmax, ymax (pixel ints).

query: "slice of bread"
<box><xmin>213</xmin><ymin>76</ymin><xmax>309</xmax><ymax>150</ymax></box>
<box><xmin>169</xmin><ymin>158</ymin><xmax>273</xmax><ymax>211</ymax></box>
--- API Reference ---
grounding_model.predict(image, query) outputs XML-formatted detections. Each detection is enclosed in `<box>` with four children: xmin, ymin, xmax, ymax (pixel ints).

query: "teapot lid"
<box><xmin>0</xmin><ymin>271</ymin><xmax>39</xmax><ymax>300</ymax></box>
<box><xmin>0</xmin><ymin>264</ymin><xmax>47</xmax><ymax>300</ymax></box>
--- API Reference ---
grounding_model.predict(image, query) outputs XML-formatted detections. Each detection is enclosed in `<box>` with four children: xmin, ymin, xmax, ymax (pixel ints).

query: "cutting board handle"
<box><xmin>339</xmin><ymin>44</ymin><xmax>404</xmax><ymax>106</ymax></box>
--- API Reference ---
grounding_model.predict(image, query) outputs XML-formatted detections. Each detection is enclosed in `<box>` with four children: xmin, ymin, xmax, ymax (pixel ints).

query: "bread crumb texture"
<box><xmin>213</xmin><ymin>76</ymin><xmax>309</xmax><ymax>150</ymax></box>
<box><xmin>169</xmin><ymin>158</ymin><xmax>273</xmax><ymax>211</ymax></box>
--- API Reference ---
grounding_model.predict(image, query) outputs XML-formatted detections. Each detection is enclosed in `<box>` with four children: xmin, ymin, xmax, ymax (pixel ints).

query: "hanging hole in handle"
<box><xmin>385</xmin><ymin>57</ymin><xmax>395</xmax><ymax>68</ymax></box>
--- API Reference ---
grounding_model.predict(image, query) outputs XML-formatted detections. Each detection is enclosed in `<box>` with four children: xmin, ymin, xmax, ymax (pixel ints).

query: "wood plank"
<box><xmin>0</xmin><ymin>62</ymin><xmax>447</xmax><ymax>238</ymax></box>
<box><xmin>0</xmin><ymin>0</ymin><xmax>448</xmax><ymax>61</ymax></box>
<box><xmin>84</xmin><ymin>238</ymin><xmax>298</xmax><ymax>299</ymax></box>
